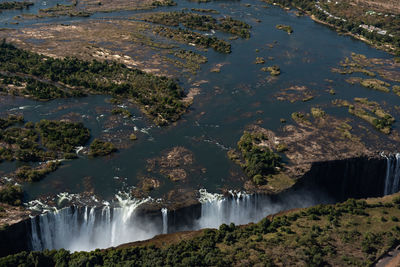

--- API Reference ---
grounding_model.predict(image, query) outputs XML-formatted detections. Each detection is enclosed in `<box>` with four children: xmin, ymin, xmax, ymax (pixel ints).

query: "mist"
<box><xmin>30</xmin><ymin>187</ymin><xmax>332</xmax><ymax>252</ymax></box>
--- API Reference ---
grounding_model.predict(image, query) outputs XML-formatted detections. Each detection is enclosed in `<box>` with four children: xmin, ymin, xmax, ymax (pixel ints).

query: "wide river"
<box><xmin>0</xmin><ymin>0</ymin><xmax>397</xmax><ymax>203</ymax></box>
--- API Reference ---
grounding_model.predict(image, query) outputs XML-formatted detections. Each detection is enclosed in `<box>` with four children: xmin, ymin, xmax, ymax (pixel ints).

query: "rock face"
<box><xmin>296</xmin><ymin>156</ymin><xmax>387</xmax><ymax>201</ymax></box>
<box><xmin>0</xmin><ymin>219</ymin><xmax>31</xmax><ymax>257</ymax></box>
<box><xmin>240</xmin><ymin>109</ymin><xmax>399</xmax><ymax>193</ymax></box>
<box><xmin>0</xmin><ymin>154</ymin><xmax>390</xmax><ymax>257</ymax></box>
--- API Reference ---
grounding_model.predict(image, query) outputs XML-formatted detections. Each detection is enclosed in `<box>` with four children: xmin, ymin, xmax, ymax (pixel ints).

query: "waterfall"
<box><xmin>30</xmin><ymin>188</ymin><xmax>324</xmax><ymax>252</ymax></box>
<box><xmin>195</xmin><ymin>189</ymin><xmax>321</xmax><ymax>229</ymax></box>
<box><xmin>161</xmin><ymin>208</ymin><xmax>168</xmax><ymax>234</ymax></box>
<box><xmin>30</xmin><ymin>196</ymin><xmax>157</xmax><ymax>252</ymax></box>
<box><xmin>383</xmin><ymin>153</ymin><xmax>400</xmax><ymax>195</ymax></box>
<box><xmin>30</xmin><ymin>217</ymin><xmax>41</xmax><ymax>251</ymax></box>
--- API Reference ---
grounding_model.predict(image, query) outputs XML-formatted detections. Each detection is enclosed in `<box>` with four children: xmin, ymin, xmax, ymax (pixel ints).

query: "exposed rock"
<box><xmin>146</xmin><ymin>146</ymin><xmax>197</xmax><ymax>183</ymax></box>
<box><xmin>239</xmin><ymin>110</ymin><xmax>400</xmax><ymax>193</ymax></box>
<box><xmin>275</xmin><ymin>85</ymin><xmax>315</xmax><ymax>103</ymax></box>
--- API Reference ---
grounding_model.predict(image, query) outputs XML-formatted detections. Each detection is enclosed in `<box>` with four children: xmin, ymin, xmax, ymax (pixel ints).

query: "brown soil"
<box><xmin>0</xmin><ymin>203</ymin><xmax>30</xmax><ymax>227</ymax></box>
<box><xmin>0</xmin><ymin>20</ymin><xmax>182</xmax><ymax>77</ymax></box>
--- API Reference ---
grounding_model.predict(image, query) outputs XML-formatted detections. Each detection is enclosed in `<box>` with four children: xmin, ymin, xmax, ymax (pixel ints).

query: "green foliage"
<box><xmin>191</xmin><ymin>8</ymin><xmax>219</xmax><ymax>14</ymax></box>
<box><xmin>0</xmin><ymin>42</ymin><xmax>187</xmax><ymax>125</ymax></box>
<box><xmin>145</xmin><ymin>11</ymin><xmax>250</xmax><ymax>37</ymax></box>
<box><xmin>311</xmin><ymin>107</ymin><xmax>326</xmax><ymax>118</ymax></box>
<box><xmin>153</xmin><ymin>26</ymin><xmax>231</xmax><ymax>54</ymax></box>
<box><xmin>36</xmin><ymin>120</ymin><xmax>90</xmax><ymax>153</ymax></box>
<box><xmin>0</xmin><ymin>184</ymin><xmax>23</xmax><ymax>205</ymax></box>
<box><xmin>2</xmin><ymin>196</ymin><xmax>400</xmax><ymax>265</ymax></box>
<box><xmin>0</xmin><ymin>115</ymin><xmax>23</xmax><ymax>130</ymax></box>
<box><xmin>16</xmin><ymin>162</ymin><xmax>60</xmax><ymax>182</ymax></box>
<box><xmin>393</xmin><ymin>196</ymin><xmax>400</xmax><ymax>204</ymax></box>
<box><xmin>266</xmin><ymin>65</ymin><xmax>281</xmax><ymax>76</ymax></box>
<box><xmin>151</xmin><ymin>0</ymin><xmax>177</xmax><ymax>7</ymax></box>
<box><xmin>235</xmin><ymin>131</ymin><xmax>282</xmax><ymax>185</ymax></box>
<box><xmin>89</xmin><ymin>139</ymin><xmax>117</xmax><ymax>157</ymax></box>
<box><xmin>360</xmin><ymin>78</ymin><xmax>390</xmax><ymax>93</ymax></box>
<box><xmin>361</xmin><ymin>232</ymin><xmax>381</xmax><ymax>256</ymax></box>
<box><xmin>275</xmin><ymin>24</ymin><xmax>293</xmax><ymax>34</ymax></box>
<box><xmin>111</xmin><ymin>108</ymin><xmax>132</xmax><ymax>118</ymax></box>
<box><xmin>0</xmin><ymin>1</ymin><xmax>33</xmax><ymax>10</ymax></box>
<box><xmin>0</xmin><ymin>117</ymin><xmax>91</xmax><ymax>181</ymax></box>
<box><xmin>291</xmin><ymin>111</ymin><xmax>310</xmax><ymax>124</ymax></box>
<box><xmin>252</xmin><ymin>174</ymin><xmax>264</xmax><ymax>185</ymax></box>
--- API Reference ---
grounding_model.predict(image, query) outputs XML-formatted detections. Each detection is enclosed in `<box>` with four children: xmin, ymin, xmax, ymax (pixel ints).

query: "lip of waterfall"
<box><xmin>198</xmin><ymin>188</ymin><xmax>225</xmax><ymax>203</ymax></box>
<box><xmin>227</xmin><ymin>190</ymin><xmax>250</xmax><ymax>199</ymax></box>
<box><xmin>198</xmin><ymin>189</ymin><xmax>250</xmax><ymax>204</ymax></box>
<box><xmin>25</xmin><ymin>199</ymin><xmax>56</xmax><ymax>215</ymax></box>
<box><xmin>28</xmin><ymin>186</ymin><xmax>327</xmax><ymax>252</ymax></box>
<box><xmin>30</xmin><ymin>192</ymin><xmax>157</xmax><ymax>252</ymax></box>
<box><xmin>26</xmin><ymin>190</ymin><xmax>157</xmax><ymax>216</ymax></box>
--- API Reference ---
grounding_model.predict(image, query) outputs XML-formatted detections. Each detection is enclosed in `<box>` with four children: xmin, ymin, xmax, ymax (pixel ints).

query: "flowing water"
<box><xmin>0</xmin><ymin>0</ymin><xmax>399</xmax><ymax>252</ymax></box>
<box><xmin>1</xmin><ymin>0</ymin><xmax>396</xmax><ymax>201</ymax></box>
<box><xmin>383</xmin><ymin>153</ymin><xmax>400</xmax><ymax>196</ymax></box>
<box><xmin>29</xmin><ymin>188</ymin><xmax>328</xmax><ymax>251</ymax></box>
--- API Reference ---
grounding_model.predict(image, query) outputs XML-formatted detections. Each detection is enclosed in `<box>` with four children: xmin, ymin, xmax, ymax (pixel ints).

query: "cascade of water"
<box><xmin>384</xmin><ymin>154</ymin><xmax>391</xmax><ymax>195</ymax></box>
<box><xmin>30</xmin><ymin>188</ymin><xmax>323</xmax><ymax>252</ymax></box>
<box><xmin>30</xmin><ymin>194</ymin><xmax>156</xmax><ymax>252</ymax></box>
<box><xmin>393</xmin><ymin>154</ymin><xmax>400</xmax><ymax>194</ymax></box>
<box><xmin>161</xmin><ymin>208</ymin><xmax>168</xmax><ymax>234</ymax></box>
<box><xmin>383</xmin><ymin>153</ymin><xmax>400</xmax><ymax>195</ymax></box>
<box><xmin>195</xmin><ymin>189</ymin><xmax>320</xmax><ymax>229</ymax></box>
<box><xmin>30</xmin><ymin>217</ymin><xmax>42</xmax><ymax>251</ymax></box>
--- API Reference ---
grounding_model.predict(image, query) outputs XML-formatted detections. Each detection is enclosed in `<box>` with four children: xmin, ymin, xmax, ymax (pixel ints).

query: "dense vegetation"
<box><xmin>190</xmin><ymin>8</ymin><xmax>219</xmax><ymax>14</ymax></box>
<box><xmin>0</xmin><ymin>184</ymin><xmax>23</xmax><ymax>206</ymax></box>
<box><xmin>144</xmin><ymin>11</ymin><xmax>251</xmax><ymax>38</ymax></box>
<box><xmin>153</xmin><ymin>26</ymin><xmax>231</xmax><ymax>54</ymax></box>
<box><xmin>0</xmin><ymin>115</ymin><xmax>23</xmax><ymax>130</ymax></box>
<box><xmin>360</xmin><ymin>78</ymin><xmax>391</xmax><ymax>92</ymax></box>
<box><xmin>0</xmin><ymin>118</ymin><xmax>89</xmax><ymax>162</ymax></box>
<box><xmin>3</xmin><ymin>195</ymin><xmax>400</xmax><ymax>265</ymax></box>
<box><xmin>38</xmin><ymin>3</ymin><xmax>92</xmax><ymax>17</ymax></box>
<box><xmin>0</xmin><ymin>73</ymin><xmax>85</xmax><ymax>100</ymax></box>
<box><xmin>228</xmin><ymin>131</ymin><xmax>282</xmax><ymax>185</ymax></box>
<box><xmin>0</xmin><ymin>1</ymin><xmax>33</xmax><ymax>10</ymax></box>
<box><xmin>36</xmin><ymin>120</ymin><xmax>90</xmax><ymax>153</ymax></box>
<box><xmin>89</xmin><ymin>139</ymin><xmax>117</xmax><ymax>157</ymax></box>
<box><xmin>0</xmin><ymin>41</ymin><xmax>187</xmax><ymax>125</ymax></box>
<box><xmin>16</xmin><ymin>162</ymin><xmax>61</xmax><ymax>183</ymax></box>
<box><xmin>0</xmin><ymin>117</ymin><xmax>90</xmax><ymax>181</ymax></box>
<box><xmin>263</xmin><ymin>0</ymin><xmax>400</xmax><ymax>54</ymax></box>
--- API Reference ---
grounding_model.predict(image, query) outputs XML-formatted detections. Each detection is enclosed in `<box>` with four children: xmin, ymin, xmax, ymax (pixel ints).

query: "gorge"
<box><xmin>0</xmin><ymin>153</ymin><xmax>398</xmax><ymax>256</ymax></box>
<box><xmin>0</xmin><ymin>0</ymin><xmax>399</xmax><ymax>264</ymax></box>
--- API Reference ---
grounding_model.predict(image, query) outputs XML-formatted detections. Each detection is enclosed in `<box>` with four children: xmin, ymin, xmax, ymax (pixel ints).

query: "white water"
<box><xmin>161</xmin><ymin>208</ymin><xmax>168</xmax><ymax>234</ymax></box>
<box><xmin>30</xmin><ymin>189</ymin><xmax>324</xmax><ymax>252</ymax></box>
<box><xmin>195</xmin><ymin>189</ymin><xmax>321</xmax><ymax>229</ymax></box>
<box><xmin>383</xmin><ymin>153</ymin><xmax>400</xmax><ymax>195</ymax></box>
<box><xmin>31</xmin><ymin>196</ymin><xmax>156</xmax><ymax>251</ymax></box>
